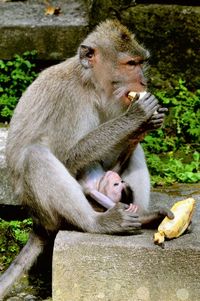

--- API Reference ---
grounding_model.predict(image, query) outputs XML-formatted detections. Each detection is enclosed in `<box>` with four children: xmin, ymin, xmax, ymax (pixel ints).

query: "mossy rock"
<box><xmin>123</xmin><ymin>5</ymin><xmax>200</xmax><ymax>89</ymax></box>
<box><xmin>90</xmin><ymin>3</ymin><xmax>200</xmax><ymax>90</ymax></box>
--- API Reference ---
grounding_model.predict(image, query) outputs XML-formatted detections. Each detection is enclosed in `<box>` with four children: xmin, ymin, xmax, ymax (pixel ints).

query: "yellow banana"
<box><xmin>128</xmin><ymin>91</ymin><xmax>147</xmax><ymax>101</ymax></box>
<box><xmin>154</xmin><ymin>198</ymin><xmax>196</xmax><ymax>246</ymax></box>
<box><xmin>128</xmin><ymin>91</ymin><xmax>159</xmax><ymax>115</ymax></box>
<box><xmin>128</xmin><ymin>91</ymin><xmax>138</xmax><ymax>101</ymax></box>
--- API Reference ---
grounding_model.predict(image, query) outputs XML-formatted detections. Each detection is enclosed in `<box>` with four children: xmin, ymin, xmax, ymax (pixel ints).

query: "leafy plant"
<box><xmin>146</xmin><ymin>151</ymin><xmax>200</xmax><ymax>186</ymax></box>
<box><xmin>0</xmin><ymin>218</ymin><xmax>32</xmax><ymax>272</ymax></box>
<box><xmin>143</xmin><ymin>79</ymin><xmax>200</xmax><ymax>186</ymax></box>
<box><xmin>155</xmin><ymin>79</ymin><xmax>200</xmax><ymax>143</ymax></box>
<box><xmin>0</xmin><ymin>51</ymin><xmax>38</xmax><ymax>121</ymax></box>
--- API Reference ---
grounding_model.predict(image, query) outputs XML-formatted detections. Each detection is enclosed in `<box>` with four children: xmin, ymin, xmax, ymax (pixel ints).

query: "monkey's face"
<box><xmin>89</xmin><ymin>50</ymin><xmax>148</xmax><ymax>107</ymax></box>
<box><xmin>79</xmin><ymin>19</ymin><xmax>149</xmax><ymax>107</ymax></box>
<box><xmin>98</xmin><ymin>171</ymin><xmax>126</xmax><ymax>203</ymax></box>
<box><xmin>105</xmin><ymin>52</ymin><xmax>149</xmax><ymax>108</ymax></box>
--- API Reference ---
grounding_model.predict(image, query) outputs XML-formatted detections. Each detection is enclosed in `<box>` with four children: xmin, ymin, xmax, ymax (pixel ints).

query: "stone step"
<box><xmin>0</xmin><ymin>0</ymin><xmax>89</xmax><ymax>60</ymax></box>
<box><xmin>53</xmin><ymin>186</ymin><xmax>200</xmax><ymax>301</ymax></box>
<box><xmin>0</xmin><ymin>128</ymin><xmax>29</xmax><ymax>220</ymax></box>
<box><xmin>0</xmin><ymin>128</ymin><xmax>15</xmax><ymax>206</ymax></box>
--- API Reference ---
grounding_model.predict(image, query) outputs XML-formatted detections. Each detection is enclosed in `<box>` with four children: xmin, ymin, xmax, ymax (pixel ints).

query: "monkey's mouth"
<box><xmin>123</xmin><ymin>92</ymin><xmax>137</xmax><ymax>106</ymax></box>
<box><xmin>126</xmin><ymin>91</ymin><xmax>147</xmax><ymax>102</ymax></box>
<box><xmin>119</xmin><ymin>91</ymin><xmax>131</xmax><ymax>103</ymax></box>
<box><xmin>122</xmin><ymin>94</ymin><xmax>132</xmax><ymax>106</ymax></box>
<box><xmin>113</xmin><ymin>87</ymin><xmax>142</xmax><ymax>106</ymax></box>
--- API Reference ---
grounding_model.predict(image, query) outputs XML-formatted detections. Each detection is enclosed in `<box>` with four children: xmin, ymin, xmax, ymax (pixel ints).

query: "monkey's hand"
<box><xmin>125</xmin><ymin>203</ymin><xmax>139</xmax><ymax>213</ymax></box>
<box><xmin>157</xmin><ymin>207</ymin><xmax>175</xmax><ymax>220</ymax></box>
<box><xmin>138</xmin><ymin>207</ymin><xmax>174</xmax><ymax>227</ymax></box>
<box><xmin>126</xmin><ymin>92</ymin><xmax>160</xmax><ymax>123</ymax></box>
<box><xmin>146</xmin><ymin>106</ymin><xmax>168</xmax><ymax>131</ymax></box>
<box><xmin>97</xmin><ymin>203</ymin><xmax>141</xmax><ymax>234</ymax></box>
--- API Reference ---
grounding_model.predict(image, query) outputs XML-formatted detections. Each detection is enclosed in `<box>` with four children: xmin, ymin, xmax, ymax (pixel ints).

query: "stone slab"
<box><xmin>0</xmin><ymin>127</ymin><xmax>16</xmax><ymax>206</ymax></box>
<box><xmin>53</xmin><ymin>232</ymin><xmax>200</xmax><ymax>301</ymax></box>
<box><xmin>0</xmin><ymin>0</ymin><xmax>89</xmax><ymax>60</ymax></box>
<box><xmin>0</xmin><ymin>127</ymin><xmax>7</xmax><ymax>169</ymax></box>
<box><xmin>53</xmin><ymin>186</ymin><xmax>200</xmax><ymax>301</ymax></box>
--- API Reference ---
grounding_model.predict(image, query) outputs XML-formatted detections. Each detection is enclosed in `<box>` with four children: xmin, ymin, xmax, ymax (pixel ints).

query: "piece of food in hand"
<box><xmin>128</xmin><ymin>91</ymin><xmax>159</xmax><ymax>114</ymax></box>
<box><xmin>128</xmin><ymin>91</ymin><xmax>147</xmax><ymax>102</ymax></box>
<box><xmin>154</xmin><ymin>198</ymin><xmax>196</xmax><ymax>246</ymax></box>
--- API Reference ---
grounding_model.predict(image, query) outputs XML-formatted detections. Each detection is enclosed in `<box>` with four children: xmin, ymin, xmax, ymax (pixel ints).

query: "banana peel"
<box><xmin>154</xmin><ymin>198</ymin><xmax>195</xmax><ymax>247</ymax></box>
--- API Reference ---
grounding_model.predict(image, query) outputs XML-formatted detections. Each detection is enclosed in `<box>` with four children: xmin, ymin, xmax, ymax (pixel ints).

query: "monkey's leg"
<box><xmin>24</xmin><ymin>145</ymin><xmax>141</xmax><ymax>234</ymax></box>
<box><xmin>121</xmin><ymin>143</ymin><xmax>150</xmax><ymax>213</ymax></box>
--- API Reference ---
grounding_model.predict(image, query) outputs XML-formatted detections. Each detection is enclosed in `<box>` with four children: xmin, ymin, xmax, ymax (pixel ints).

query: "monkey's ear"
<box><xmin>79</xmin><ymin>45</ymin><xmax>95</xmax><ymax>68</ymax></box>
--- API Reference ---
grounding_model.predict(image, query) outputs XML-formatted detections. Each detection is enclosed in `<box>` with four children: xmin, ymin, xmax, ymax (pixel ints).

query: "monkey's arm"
<box><xmin>88</xmin><ymin>190</ymin><xmax>115</xmax><ymax>209</ymax></box>
<box><xmin>116</xmin><ymin>106</ymin><xmax>168</xmax><ymax>174</ymax></box>
<box><xmin>65</xmin><ymin>94</ymin><xmax>159</xmax><ymax>175</ymax></box>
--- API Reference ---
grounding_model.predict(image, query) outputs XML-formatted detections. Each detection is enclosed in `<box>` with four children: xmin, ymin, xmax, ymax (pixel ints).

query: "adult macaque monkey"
<box><xmin>0</xmin><ymin>20</ymin><xmax>173</xmax><ymax>298</ymax></box>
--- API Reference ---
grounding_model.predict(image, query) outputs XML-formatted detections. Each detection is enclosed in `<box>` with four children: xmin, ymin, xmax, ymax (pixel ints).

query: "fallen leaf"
<box><xmin>45</xmin><ymin>5</ymin><xmax>61</xmax><ymax>16</ymax></box>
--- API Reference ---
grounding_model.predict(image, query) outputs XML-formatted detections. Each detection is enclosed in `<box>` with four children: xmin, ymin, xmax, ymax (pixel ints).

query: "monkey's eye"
<box><xmin>121</xmin><ymin>180</ymin><xmax>125</xmax><ymax>183</ymax></box>
<box><xmin>126</xmin><ymin>60</ymin><xmax>136</xmax><ymax>66</ymax></box>
<box><xmin>127</xmin><ymin>59</ymin><xmax>148</xmax><ymax>66</ymax></box>
<box><xmin>114</xmin><ymin>183</ymin><xmax>119</xmax><ymax>186</ymax></box>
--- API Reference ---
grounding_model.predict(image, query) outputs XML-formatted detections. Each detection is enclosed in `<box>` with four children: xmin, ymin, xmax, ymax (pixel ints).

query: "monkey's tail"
<box><xmin>0</xmin><ymin>231</ymin><xmax>46</xmax><ymax>300</ymax></box>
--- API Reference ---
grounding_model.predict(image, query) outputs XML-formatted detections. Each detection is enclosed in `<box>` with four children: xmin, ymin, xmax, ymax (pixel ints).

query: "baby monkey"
<box><xmin>79</xmin><ymin>164</ymin><xmax>138</xmax><ymax>212</ymax></box>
